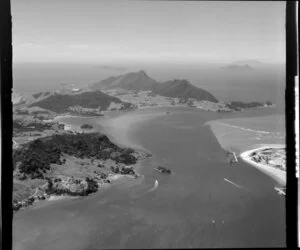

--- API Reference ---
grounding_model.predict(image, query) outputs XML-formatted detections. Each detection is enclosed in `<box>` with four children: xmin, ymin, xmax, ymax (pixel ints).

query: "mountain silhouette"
<box><xmin>220</xmin><ymin>64</ymin><xmax>255</xmax><ymax>71</ymax></box>
<box><xmin>90</xmin><ymin>71</ymin><xmax>218</xmax><ymax>102</ymax></box>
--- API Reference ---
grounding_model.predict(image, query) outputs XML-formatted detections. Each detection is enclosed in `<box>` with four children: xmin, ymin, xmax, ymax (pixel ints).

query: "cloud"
<box><xmin>15</xmin><ymin>43</ymin><xmax>47</xmax><ymax>49</ymax></box>
<box><xmin>67</xmin><ymin>44</ymin><xmax>132</xmax><ymax>52</ymax></box>
<box><xmin>19</xmin><ymin>43</ymin><xmax>34</xmax><ymax>47</ymax></box>
<box><xmin>68</xmin><ymin>44</ymin><xmax>90</xmax><ymax>50</ymax></box>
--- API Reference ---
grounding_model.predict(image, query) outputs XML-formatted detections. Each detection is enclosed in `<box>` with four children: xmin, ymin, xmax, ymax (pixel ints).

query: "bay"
<box><xmin>13</xmin><ymin>107</ymin><xmax>285</xmax><ymax>249</ymax></box>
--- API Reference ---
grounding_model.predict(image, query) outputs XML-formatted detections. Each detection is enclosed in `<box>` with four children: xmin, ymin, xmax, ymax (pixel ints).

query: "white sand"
<box><xmin>240</xmin><ymin>144</ymin><xmax>286</xmax><ymax>185</ymax></box>
<box><xmin>48</xmin><ymin>195</ymin><xmax>69</xmax><ymax>201</ymax></box>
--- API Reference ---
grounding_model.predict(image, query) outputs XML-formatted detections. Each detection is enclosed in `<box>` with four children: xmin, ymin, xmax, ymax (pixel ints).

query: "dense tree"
<box><xmin>225</xmin><ymin>101</ymin><xmax>266</xmax><ymax>111</ymax></box>
<box><xmin>14</xmin><ymin>133</ymin><xmax>138</xmax><ymax>178</ymax></box>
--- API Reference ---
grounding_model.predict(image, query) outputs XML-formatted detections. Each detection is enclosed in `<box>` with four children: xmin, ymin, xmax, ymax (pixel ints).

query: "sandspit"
<box><xmin>240</xmin><ymin>144</ymin><xmax>286</xmax><ymax>185</ymax></box>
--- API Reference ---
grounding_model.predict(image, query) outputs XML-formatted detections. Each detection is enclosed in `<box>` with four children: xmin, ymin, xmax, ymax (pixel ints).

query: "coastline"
<box><xmin>21</xmin><ymin>172</ymin><xmax>137</xmax><ymax>211</ymax></box>
<box><xmin>239</xmin><ymin>145</ymin><xmax>286</xmax><ymax>186</ymax></box>
<box><xmin>94</xmin><ymin>108</ymin><xmax>166</xmax><ymax>151</ymax></box>
<box><xmin>54</xmin><ymin>109</ymin><xmax>166</xmax><ymax>177</ymax></box>
<box><xmin>54</xmin><ymin>108</ymin><xmax>166</xmax><ymax>151</ymax></box>
<box><xmin>13</xmin><ymin>109</ymin><xmax>163</xmax><ymax>212</ymax></box>
<box><xmin>206</xmin><ymin>117</ymin><xmax>286</xmax><ymax>186</ymax></box>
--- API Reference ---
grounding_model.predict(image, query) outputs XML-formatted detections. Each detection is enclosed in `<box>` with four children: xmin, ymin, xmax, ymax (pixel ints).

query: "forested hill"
<box><xmin>28</xmin><ymin>90</ymin><xmax>129</xmax><ymax>113</ymax></box>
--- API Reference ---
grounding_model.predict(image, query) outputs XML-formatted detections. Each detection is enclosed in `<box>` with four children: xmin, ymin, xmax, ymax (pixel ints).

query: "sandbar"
<box><xmin>95</xmin><ymin>109</ymin><xmax>166</xmax><ymax>151</ymax></box>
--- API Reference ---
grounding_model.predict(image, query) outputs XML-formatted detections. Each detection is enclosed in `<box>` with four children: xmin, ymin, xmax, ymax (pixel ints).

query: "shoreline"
<box><xmin>94</xmin><ymin>109</ymin><xmax>166</xmax><ymax>151</ymax></box>
<box><xmin>54</xmin><ymin>108</ymin><xmax>166</xmax><ymax>150</ymax></box>
<box><xmin>239</xmin><ymin>145</ymin><xmax>286</xmax><ymax>186</ymax></box>
<box><xmin>53</xmin><ymin>109</ymin><xmax>166</xmax><ymax>176</ymax></box>
<box><xmin>206</xmin><ymin>117</ymin><xmax>286</xmax><ymax>186</ymax></box>
<box><xmin>14</xmin><ymin>110</ymin><xmax>163</xmax><ymax>212</ymax></box>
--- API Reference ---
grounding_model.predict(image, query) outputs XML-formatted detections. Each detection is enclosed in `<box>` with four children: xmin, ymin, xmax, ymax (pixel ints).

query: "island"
<box><xmin>154</xmin><ymin>166</ymin><xmax>172</xmax><ymax>174</ymax></box>
<box><xmin>220</xmin><ymin>64</ymin><xmax>255</xmax><ymax>71</ymax></box>
<box><xmin>80</xmin><ymin>124</ymin><xmax>94</xmax><ymax>130</ymax></box>
<box><xmin>225</xmin><ymin>101</ymin><xmax>274</xmax><ymax>111</ymax></box>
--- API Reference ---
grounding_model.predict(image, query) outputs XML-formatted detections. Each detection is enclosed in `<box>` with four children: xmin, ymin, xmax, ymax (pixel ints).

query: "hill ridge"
<box><xmin>90</xmin><ymin>70</ymin><xmax>218</xmax><ymax>102</ymax></box>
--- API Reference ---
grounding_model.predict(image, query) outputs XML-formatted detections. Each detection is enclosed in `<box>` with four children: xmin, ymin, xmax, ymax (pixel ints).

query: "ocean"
<box><xmin>13</xmin><ymin>107</ymin><xmax>285</xmax><ymax>249</ymax></box>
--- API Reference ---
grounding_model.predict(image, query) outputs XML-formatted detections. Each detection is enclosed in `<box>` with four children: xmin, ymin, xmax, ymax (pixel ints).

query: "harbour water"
<box><xmin>13</xmin><ymin>107</ymin><xmax>286</xmax><ymax>249</ymax></box>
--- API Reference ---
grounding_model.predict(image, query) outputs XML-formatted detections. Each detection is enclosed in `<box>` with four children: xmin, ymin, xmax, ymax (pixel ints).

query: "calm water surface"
<box><xmin>13</xmin><ymin>108</ymin><xmax>286</xmax><ymax>249</ymax></box>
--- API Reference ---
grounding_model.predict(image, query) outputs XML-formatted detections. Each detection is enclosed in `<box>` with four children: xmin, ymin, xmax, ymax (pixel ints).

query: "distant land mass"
<box><xmin>94</xmin><ymin>65</ymin><xmax>127</xmax><ymax>71</ymax></box>
<box><xmin>90</xmin><ymin>70</ymin><xmax>218</xmax><ymax>103</ymax></box>
<box><xmin>13</xmin><ymin>70</ymin><xmax>273</xmax><ymax>115</ymax></box>
<box><xmin>91</xmin><ymin>70</ymin><xmax>157</xmax><ymax>92</ymax></box>
<box><xmin>220</xmin><ymin>64</ymin><xmax>255</xmax><ymax>71</ymax></box>
<box><xmin>233</xmin><ymin>60</ymin><xmax>262</xmax><ymax>65</ymax></box>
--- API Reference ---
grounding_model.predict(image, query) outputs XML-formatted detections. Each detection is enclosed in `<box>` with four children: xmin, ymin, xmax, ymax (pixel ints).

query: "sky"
<box><xmin>12</xmin><ymin>0</ymin><xmax>285</xmax><ymax>64</ymax></box>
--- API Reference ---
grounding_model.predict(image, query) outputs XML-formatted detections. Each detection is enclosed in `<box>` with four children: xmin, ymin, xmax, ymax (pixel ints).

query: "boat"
<box><xmin>228</xmin><ymin>149</ymin><xmax>238</xmax><ymax>165</ymax></box>
<box><xmin>232</xmin><ymin>152</ymin><xmax>238</xmax><ymax>162</ymax></box>
<box><xmin>147</xmin><ymin>180</ymin><xmax>159</xmax><ymax>193</ymax></box>
<box><xmin>274</xmin><ymin>187</ymin><xmax>286</xmax><ymax>196</ymax></box>
<box><xmin>154</xmin><ymin>166</ymin><xmax>171</xmax><ymax>174</ymax></box>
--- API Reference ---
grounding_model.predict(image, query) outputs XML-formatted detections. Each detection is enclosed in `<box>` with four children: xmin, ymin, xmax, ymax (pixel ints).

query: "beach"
<box><xmin>206</xmin><ymin>115</ymin><xmax>286</xmax><ymax>186</ymax></box>
<box><xmin>239</xmin><ymin>145</ymin><xmax>286</xmax><ymax>186</ymax></box>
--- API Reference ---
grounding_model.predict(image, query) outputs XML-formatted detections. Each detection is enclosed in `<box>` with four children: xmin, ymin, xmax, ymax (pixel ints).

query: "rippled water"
<box><xmin>13</xmin><ymin>107</ymin><xmax>285</xmax><ymax>249</ymax></box>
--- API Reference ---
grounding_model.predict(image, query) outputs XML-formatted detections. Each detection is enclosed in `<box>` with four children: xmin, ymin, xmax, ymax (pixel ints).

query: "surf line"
<box><xmin>224</xmin><ymin>178</ymin><xmax>244</xmax><ymax>189</ymax></box>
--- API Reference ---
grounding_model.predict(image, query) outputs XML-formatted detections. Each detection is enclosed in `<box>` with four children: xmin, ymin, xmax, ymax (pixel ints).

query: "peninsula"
<box><xmin>240</xmin><ymin>145</ymin><xmax>286</xmax><ymax>185</ymax></box>
<box><xmin>13</xmin><ymin>130</ymin><xmax>150</xmax><ymax>212</ymax></box>
<box><xmin>13</xmin><ymin>71</ymin><xmax>274</xmax><ymax>116</ymax></box>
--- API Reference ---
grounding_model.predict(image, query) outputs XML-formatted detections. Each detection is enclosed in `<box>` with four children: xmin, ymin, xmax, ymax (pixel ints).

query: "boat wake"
<box><xmin>224</xmin><ymin>178</ymin><xmax>245</xmax><ymax>189</ymax></box>
<box><xmin>147</xmin><ymin>180</ymin><xmax>159</xmax><ymax>193</ymax></box>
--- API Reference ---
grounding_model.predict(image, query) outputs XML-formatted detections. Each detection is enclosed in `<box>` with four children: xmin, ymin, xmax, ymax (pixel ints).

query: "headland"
<box><xmin>12</xmin><ymin>110</ymin><xmax>161</xmax><ymax>213</ymax></box>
